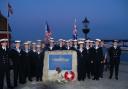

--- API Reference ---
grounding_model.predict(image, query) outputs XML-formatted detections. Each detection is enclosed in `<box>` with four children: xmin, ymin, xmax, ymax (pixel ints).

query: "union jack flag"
<box><xmin>73</xmin><ymin>18</ymin><xmax>78</xmax><ymax>40</ymax></box>
<box><xmin>44</xmin><ymin>22</ymin><xmax>52</xmax><ymax>43</ymax></box>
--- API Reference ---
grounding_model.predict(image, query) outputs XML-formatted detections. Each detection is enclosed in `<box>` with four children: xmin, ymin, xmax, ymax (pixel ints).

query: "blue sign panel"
<box><xmin>49</xmin><ymin>54</ymin><xmax>72</xmax><ymax>70</ymax></box>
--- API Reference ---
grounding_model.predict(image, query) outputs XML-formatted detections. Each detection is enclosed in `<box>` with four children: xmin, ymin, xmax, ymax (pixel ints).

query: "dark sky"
<box><xmin>0</xmin><ymin>0</ymin><xmax>128</xmax><ymax>41</ymax></box>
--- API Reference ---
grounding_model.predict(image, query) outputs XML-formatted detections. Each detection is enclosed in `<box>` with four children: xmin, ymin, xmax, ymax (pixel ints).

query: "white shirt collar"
<box><xmin>2</xmin><ymin>46</ymin><xmax>6</xmax><ymax>50</ymax></box>
<box><xmin>114</xmin><ymin>46</ymin><xmax>117</xmax><ymax>49</ymax></box>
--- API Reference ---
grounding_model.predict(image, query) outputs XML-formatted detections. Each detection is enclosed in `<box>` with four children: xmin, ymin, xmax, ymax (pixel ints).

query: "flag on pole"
<box><xmin>73</xmin><ymin>18</ymin><xmax>78</xmax><ymax>40</ymax></box>
<box><xmin>44</xmin><ymin>22</ymin><xmax>52</xmax><ymax>43</ymax></box>
<box><xmin>8</xmin><ymin>3</ymin><xmax>13</xmax><ymax>17</ymax></box>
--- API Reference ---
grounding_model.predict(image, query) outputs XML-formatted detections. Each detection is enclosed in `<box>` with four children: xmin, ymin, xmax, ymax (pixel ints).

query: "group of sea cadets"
<box><xmin>0</xmin><ymin>38</ymin><xmax>121</xmax><ymax>89</ymax></box>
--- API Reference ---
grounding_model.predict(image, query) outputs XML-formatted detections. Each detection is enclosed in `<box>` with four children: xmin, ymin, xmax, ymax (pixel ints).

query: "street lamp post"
<box><xmin>82</xmin><ymin>17</ymin><xmax>90</xmax><ymax>40</ymax></box>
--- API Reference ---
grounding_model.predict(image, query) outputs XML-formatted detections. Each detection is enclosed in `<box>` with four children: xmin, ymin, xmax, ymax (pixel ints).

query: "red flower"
<box><xmin>64</xmin><ymin>71</ymin><xmax>75</xmax><ymax>81</ymax></box>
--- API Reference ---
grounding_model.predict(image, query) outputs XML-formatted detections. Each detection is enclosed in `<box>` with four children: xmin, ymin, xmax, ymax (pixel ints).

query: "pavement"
<box><xmin>4</xmin><ymin>62</ymin><xmax>128</xmax><ymax>89</ymax></box>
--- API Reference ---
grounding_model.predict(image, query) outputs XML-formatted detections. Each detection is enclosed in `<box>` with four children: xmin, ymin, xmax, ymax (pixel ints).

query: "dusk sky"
<box><xmin>0</xmin><ymin>0</ymin><xmax>128</xmax><ymax>41</ymax></box>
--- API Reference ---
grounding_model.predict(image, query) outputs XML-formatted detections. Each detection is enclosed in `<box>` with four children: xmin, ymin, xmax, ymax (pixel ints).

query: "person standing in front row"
<box><xmin>10</xmin><ymin>40</ymin><xmax>24</xmax><ymax>87</ymax></box>
<box><xmin>92</xmin><ymin>39</ymin><xmax>103</xmax><ymax>80</ymax></box>
<box><xmin>109</xmin><ymin>40</ymin><xmax>121</xmax><ymax>80</ymax></box>
<box><xmin>35</xmin><ymin>45</ymin><xmax>44</xmax><ymax>81</ymax></box>
<box><xmin>77</xmin><ymin>41</ymin><xmax>85</xmax><ymax>81</ymax></box>
<box><xmin>0</xmin><ymin>39</ymin><xmax>13</xmax><ymax>89</ymax></box>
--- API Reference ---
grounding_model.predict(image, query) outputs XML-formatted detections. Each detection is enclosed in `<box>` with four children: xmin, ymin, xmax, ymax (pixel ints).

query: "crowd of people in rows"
<box><xmin>0</xmin><ymin>38</ymin><xmax>121</xmax><ymax>89</ymax></box>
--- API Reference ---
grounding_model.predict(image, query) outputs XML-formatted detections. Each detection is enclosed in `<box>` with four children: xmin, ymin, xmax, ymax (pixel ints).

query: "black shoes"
<box><xmin>109</xmin><ymin>76</ymin><xmax>118</xmax><ymax>80</ymax></box>
<box><xmin>92</xmin><ymin>78</ymin><xmax>99</xmax><ymax>80</ymax></box>
<box><xmin>115</xmin><ymin>77</ymin><xmax>118</xmax><ymax>80</ymax></box>
<box><xmin>109</xmin><ymin>76</ymin><xmax>112</xmax><ymax>79</ymax></box>
<box><xmin>8</xmin><ymin>86</ymin><xmax>14</xmax><ymax>89</ymax></box>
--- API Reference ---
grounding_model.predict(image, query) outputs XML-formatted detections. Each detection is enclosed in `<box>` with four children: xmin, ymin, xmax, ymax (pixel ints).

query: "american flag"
<box><xmin>73</xmin><ymin>18</ymin><xmax>78</xmax><ymax>40</ymax></box>
<box><xmin>44</xmin><ymin>22</ymin><xmax>52</xmax><ymax>43</ymax></box>
<box><xmin>8</xmin><ymin>3</ymin><xmax>13</xmax><ymax>17</ymax></box>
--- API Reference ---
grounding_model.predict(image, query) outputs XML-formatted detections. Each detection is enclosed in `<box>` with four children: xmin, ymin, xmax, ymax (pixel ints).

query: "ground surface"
<box><xmin>4</xmin><ymin>62</ymin><xmax>128</xmax><ymax>89</ymax></box>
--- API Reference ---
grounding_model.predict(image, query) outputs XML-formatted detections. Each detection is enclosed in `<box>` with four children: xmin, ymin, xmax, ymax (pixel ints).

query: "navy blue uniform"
<box><xmin>77</xmin><ymin>48</ymin><xmax>86</xmax><ymax>81</ymax></box>
<box><xmin>109</xmin><ymin>46</ymin><xmax>121</xmax><ymax>79</ymax></box>
<box><xmin>0</xmin><ymin>47</ymin><xmax>12</xmax><ymax>89</ymax></box>
<box><xmin>10</xmin><ymin>48</ymin><xmax>24</xmax><ymax>87</ymax></box>
<box><xmin>93</xmin><ymin>47</ymin><xmax>103</xmax><ymax>80</ymax></box>
<box><xmin>35</xmin><ymin>50</ymin><xmax>45</xmax><ymax>81</ymax></box>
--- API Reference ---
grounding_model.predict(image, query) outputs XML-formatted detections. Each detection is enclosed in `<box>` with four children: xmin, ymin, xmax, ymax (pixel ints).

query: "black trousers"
<box><xmin>36</xmin><ymin>65</ymin><xmax>43</xmax><ymax>81</ymax></box>
<box><xmin>110</xmin><ymin>60</ymin><xmax>120</xmax><ymax>78</ymax></box>
<box><xmin>77</xmin><ymin>64</ymin><xmax>85</xmax><ymax>81</ymax></box>
<box><xmin>13</xmin><ymin>67</ymin><xmax>19</xmax><ymax>86</ymax></box>
<box><xmin>0</xmin><ymin>66</ymin><xmax>11</xmax><ymax>89</ymax></box>
<box><xmin>99</xmin><ymin>63</ymin><xmax>104</xmax><ymax>77</ymax></box>
<box><xmin>19</xmin><ymin>68</ymin><xmax>27</xmax><ymax>84</ymax></box>
<box><xmin>93</xmin><ymin>63</ymin><xmax>100</xmax><ymax>79</ymax></box>
<box><xmin>85</xmin><ymin>62</ymin><xmax>91</xmax><ymax>79</ymax></box>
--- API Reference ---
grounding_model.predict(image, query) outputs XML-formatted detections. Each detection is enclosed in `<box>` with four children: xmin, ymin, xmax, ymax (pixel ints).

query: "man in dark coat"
<box><xmin>92</xmin><ymin>39</ymin><xmax>103</xmax><ymax>80</ymax></box>
<box><xmin>18</xmin><ymin>42</ymin><xmax>31</xmax><ymax>84</ymax></box>
<box><xmin>35</xmin><ymin>45</ymin><xmax>44</xmax><ymax>81</ymax></box>
<box><xmin>89</xmin><ymin>40</ymin><xmax>95</xmax><ymax>77</ymax></box>
<box><xmin>77</xmin><ymin>41</ymin><xmax>86</xmax><ymax>81</ymax></box>
<box><xmin>0</xmin><ymin>39</ymin><xmax>13</xmax><ymax>89</ymax></box>
<box><xmin>84</xmin><ymin>40</ymin><xmax>92</xmax><ymax>79</ymax></box>
<box><xmin>65</xmin><ymin>40</ymin><xmax>75</xmax><ymax>50</ymax></box>
<box><xmin>28</xmin><ymin>42</ymin><xmax>37</xmax><ymax>80</ymax></box>
<box><xmin>46</xmin><ymin>40</ymin><xmax>57</xmax><ymax>51</ymax></box>
<box><xmin>73</xmin><ymin>39</ymin><xmax>78</xmax><ymax>50</ymax></box>
<box><xmin>57</xmin><ymin>39</ymin><xmax>67</xmax><ymax>50</ymax></box>
<box><xmin>109</xmin><ymin>40</ymin><xmax>121</xmax><ymax>80</ymax></box>
<box><xmin>10</xmin><ymin>40</ymin><xmax>24</xmax><ymax>87</ymax></box>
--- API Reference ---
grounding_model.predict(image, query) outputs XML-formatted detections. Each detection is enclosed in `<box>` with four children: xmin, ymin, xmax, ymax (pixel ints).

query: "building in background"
<box><xmin>0</xmin><ymin>11</ymin><xmax>11</xmax><ymax>45</ymax></box>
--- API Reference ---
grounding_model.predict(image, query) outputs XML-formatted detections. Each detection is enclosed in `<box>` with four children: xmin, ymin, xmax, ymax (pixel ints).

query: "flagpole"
<box><xmin>6</xmin><ymin>0</ymin><xmax>9</xmax><ymax>47</ymax></box>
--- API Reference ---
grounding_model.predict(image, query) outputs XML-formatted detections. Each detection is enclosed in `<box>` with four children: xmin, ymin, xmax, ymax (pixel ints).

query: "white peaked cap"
<box><xmin>50</xmin><ymin>40</ymin><xmax>54</xmax><ymax>42</ymax></box>
<box><xmin>73</xmin><ymin>39</ymin><xmax>78</xmax><ymax>42</ymax></box>
<box><xmin>66</xmin><ymin>40</ymin><xmax>70</xmax><ymax>43</ymax></box>
<box><xmin>36</xmin><ymin>45</ymin><xmax>41</xmax><ymax>48</ymax></box>
<box><xmin>24</xmin><ymin>42</ymin><xmax>29</xmax><ymax>45</ymax></box>
<box><xmin>89</xmin><ymin>40</ymin><xmax>94</xmax><ymax>43</ymax></box>
<box><xmin>95</xmin><ymin>39</ymin><xmax>101</xmax><ymax>42</ymax></box>
<box><xmin>78</xmin><ymin>38</ymin><xmax>85</xmax><ymax>41</ymax></box>
<box><xmin>50</xmin><ymin>37</ymin><xmax>54</xmax><ymax>40</ymax></box>
<box><xmin>85</xmin><ymin>40</ymin><xmax>90</xmax><ymax>43</ymax></box>
<box><xmin>27</xmin><ymin>41</ymin><xmax>32</xmax><ymax>44</ymax></box>
<box><xmin>59</xmin><ymin>39</ymin><xmax>63</xmax><ymax>41</ymax></box>
<box><xmin>0</xmin><ymin>38</ymin><xmax>8</xmax><ymax>42</ymax></box>
<box><xmin>37</xmin><ymin>40</ymin><xmax>42</xmax><ymax>42</ymax></box>
<box><xmin>78</xmin><ymin>41</ymin><xmax>84</xmax><ymax>44</ymax></box>
<box><xmin>32</xmin><ymin>42</ymin><xmax>36</xmax><ymax>45</ymax></box>
<box><xmin>15</xmin><ymin>40</ymin><xmax>21</xmax><ymax>43</ymax></box>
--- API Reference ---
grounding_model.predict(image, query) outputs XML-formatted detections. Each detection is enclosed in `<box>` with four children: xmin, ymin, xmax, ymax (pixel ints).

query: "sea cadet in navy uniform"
<box><xmin>73</xmin><ymin>39</ymin><xmax>78</xmax><ymax>50</ymax></box>
<box><xmin>28</xmin><ymin>42</ymin><xmax>37</xmax><ymax>80</ymax></box>
<box><xmin>18</xmin><ymin>42</ymin><xmax>30</xmax><ymax>84</ymax></box>
<box><xmin>65</xmin><ymin>40</ymin><xmax>74</xmax><ymax>50</ymax></box>
<box><xmin>89</xmin><ymin>40</ymin><xmax>95</xmax><ymax>77</ymax></box>
<box><xmin>35</xmin><ymin>45</ymin><xmax>44</xmax><ymax>81</ymax></box>
<box><xmin>47</xmin><ymin>40</ymin><xmax>56</xmax><ymax>51</ymax></box>
<box><xmin>0</xmin><ymin>39</ymin><xmax>13</xmax><ymax>89</ymax></box>
<box><xmin>92</xmin><ymin>39</ymin><xmax>103</xmax><ymax>80</ymax></box>
<box><xmin>109</xmin><ymin>40</ymin><xmax>121</xmax><ymax>80</ymax></box>
<box><xmin>84</xmin><ymin>40</ymin><xmax>91</xmax><ymax>79</ymax></box>
<box><xmin>58</xmin><ymin>39</ymin><xmax>67</xmax><ymax>50</ymax></box>
<box><xmin>77</xmin><ymin>41</ymin><xmax>86</xmax><ymax>81</ymax></box>
<box><xmin>10</xmin><ymin>40</ymin><xmax>24</xmax><ymax>87</ymax></box>
<box><xmin>23</xmin><ymin>42</ymin><xmax>32</xmax><ymax>81</ymax></box>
